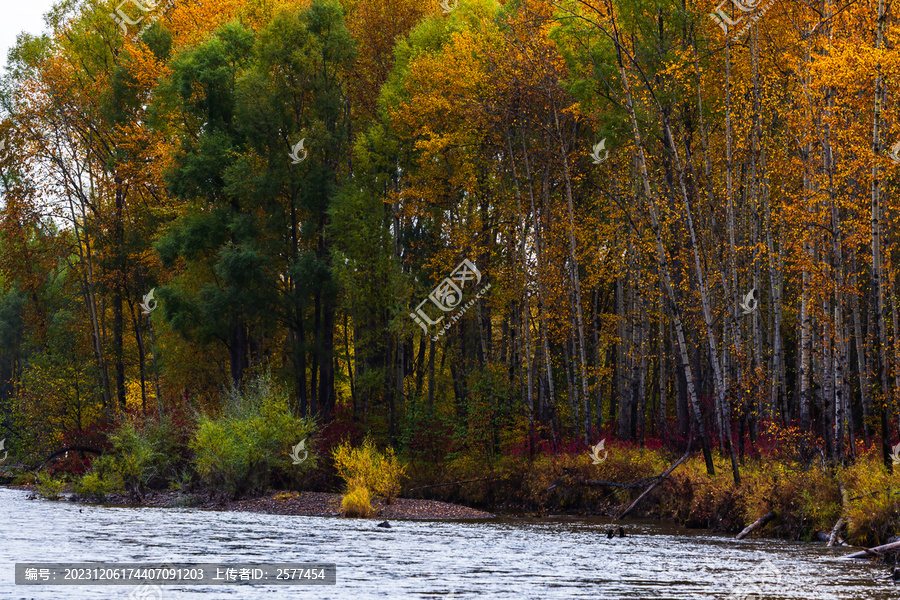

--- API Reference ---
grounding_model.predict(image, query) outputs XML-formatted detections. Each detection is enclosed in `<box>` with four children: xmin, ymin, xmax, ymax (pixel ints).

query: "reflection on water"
<box><xmin>0</xmin><ymin>487</ymin><xmax>895</xmax><ymax>599</ymax></box>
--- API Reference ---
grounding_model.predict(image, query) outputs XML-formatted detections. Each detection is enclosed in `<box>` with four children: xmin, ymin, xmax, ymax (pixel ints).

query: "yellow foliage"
<box><xmin>125</xmin><ymin>379</ymin><xmax>157</xmax><ymax>412</ymax></box>
<box><xmin>839</xmin><ymin>455</ymin><xmax>900</xmax><ymax>545</ymax></box>
<box><xmin>341</xmin><ymin>479</ymin><xmax>375</xmax><ymax>518</ymax></box>
<box><xmin>332</xmin><ymin>438</ymin><xmax>407</xmax><ymax>504</ymax></box>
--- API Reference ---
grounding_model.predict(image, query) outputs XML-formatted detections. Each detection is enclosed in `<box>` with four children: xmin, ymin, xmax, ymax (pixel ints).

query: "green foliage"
<box><xmin>332</xmin><ymin>438</ymin><xmax>406</xmax><ymax>504</ymax></box>
<box><xmin>400</xmin><ymin>405</ymin><xmax>456</xmax><ymax>463</ymax></box>
<box><xmin>35</xmin><ymin>471</ymin><xmax>65</xmax><ymax>500</ymax></box>
<box><xmin>70</xmin><ymin>429</ymin><xmax>145</xmax><ymax>500</ymax></box>
<box><xmin>190</xmin><ymin>373</ymin><xmax>315</xmax><ymax>498</ymax></box>
<box><xmin>12</xmin><ymin>473</ymin><xmax>35</xmax><ymax>486</ymax></box>
<box><xmin>171</xmin><ymin>493</ymin><xmax>203</xmax><ymax>508</ymax></box>
<box><xmin>72</xmin><ymin>411</ymin><xmax>187</xmax><ymax>501</ymax></box>
<box><xmin>108</xmin><ymin>419</ymin><xmax>167</xmax><ymax>497</ymax></box>
<box><xmin>839</xmin><ymin>453</ymin><xmax>900</xmax><ymax>545</ymax></box>
<box><xmin>74</xmin><ymin>455</ymin><xmax>123</xmax><ymax>502</ymax></box>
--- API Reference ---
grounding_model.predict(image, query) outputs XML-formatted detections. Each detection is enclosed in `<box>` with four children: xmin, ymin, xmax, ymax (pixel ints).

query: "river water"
<box><xmin>0</xmin><ymin>487</ymin><xmax>896</xmax><ymax>599</ymax></box>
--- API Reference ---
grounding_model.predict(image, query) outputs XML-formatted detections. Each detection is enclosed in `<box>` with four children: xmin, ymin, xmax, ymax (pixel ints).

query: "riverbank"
<box><xmin>8</xmin><ymin>423</ymin><xmax>900</xmax><ymax>547</ymax></box>
<box><xmin>398</xmin><ymin>439</ymin><xmax>900</xmax><ymax>549</ymax></box>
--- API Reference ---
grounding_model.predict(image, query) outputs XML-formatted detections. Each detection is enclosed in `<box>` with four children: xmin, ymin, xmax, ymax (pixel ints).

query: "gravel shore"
<box><xmin>50</xmin><ymin>488</ymin><xmax>495</xmax><ymax>520</ymax></box>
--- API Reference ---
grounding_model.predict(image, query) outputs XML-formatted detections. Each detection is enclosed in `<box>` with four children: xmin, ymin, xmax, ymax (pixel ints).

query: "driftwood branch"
<box><xmin>547</xmin><ymin>465</ymin><xmax>676</xmax><ymax>493</ymax></box>
<box><xmin>840</xmin><ymin>540</ymin><xmax>900</xmax><ymax>559</ymax></box>
<box><xmin>847</xmin><ymin>487</ymin><xmax>900</xmax><ymax>502</ymax></box>
<box><xmin>736</xmin><ymin>510</ymin><xmax>777</xmax><ymax>540</ymax></box>
<box><xmin>406</xmin><ymin>476</ymin><xmax>503</xmax><ymax>492</ymax></box>
<box><xmin>615</xmin><ymin>452</ymin><xmax>689</xmax><ymax>520</ymax></box>
<box><xmin>566</xmin><ymin>478</ymin><xmax>648</xmax><ymax>489</ymax></box>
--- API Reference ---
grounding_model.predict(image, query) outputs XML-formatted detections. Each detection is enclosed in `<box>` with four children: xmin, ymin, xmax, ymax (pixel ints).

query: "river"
<box><xmin>0</xmin><ymin>487</ymin><xmax>895</xmax><ymax>599</ymax></box>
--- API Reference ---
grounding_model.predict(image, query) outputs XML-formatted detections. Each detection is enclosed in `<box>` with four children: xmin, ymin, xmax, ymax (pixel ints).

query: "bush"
<box><xmin>35</xmin><ymin>472</ymin><xmax>65</xmax><ymax>500</ymax></box>
<box><xmin>341</xmin><ymin>479</ymin><xmax>374</xmax><ymax>517</ymax></box>
<box><xmin>332</xmin><ymin>438</ymin><xmax>406</xmax><ymax>504</ymax></box>
<box><xmin>109</xmin><ymin>419</ymin><xmax>168</xmax><ymax>498</ymax></box>
<box><xmin>171</xmin><ymin>493</ymin><xmax>203</xmax><ymax>508</ymax></box>
<box><xmin>74</xmin><ymin>455</ymin><xmax>123</xmax><ymax>502</ymax></box>
<box><xmin>12</xmin><ymin>473</ymin><xmax>34</xmax><ymax>486</ymax></box>
<box><xmin>74</xmin><ymin>471</ymin><xmax>120</xmax><ymax>502</ymax></box>
<box><xmin>190</xmin><ymin>372</ymin><xmax>315</xmax><ymax>498</ymax></box>
<box><xmin>840</xmin><ymin>450</ymin><xmax>900</xmax><ymax>545</ymax></box>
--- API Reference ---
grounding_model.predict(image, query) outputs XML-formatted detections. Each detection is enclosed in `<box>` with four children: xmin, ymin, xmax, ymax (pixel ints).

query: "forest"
<box><xmin>1</xmin><ymin>0</ymin><xmax>900</xmax><ymax>528</ymax></box>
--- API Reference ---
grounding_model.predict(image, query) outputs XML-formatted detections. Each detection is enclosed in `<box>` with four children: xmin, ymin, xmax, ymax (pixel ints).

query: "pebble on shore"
<box><xmin>58</xmin><ymin>488</ymin><xmax>495</xmax><ymax>520</ymax></box>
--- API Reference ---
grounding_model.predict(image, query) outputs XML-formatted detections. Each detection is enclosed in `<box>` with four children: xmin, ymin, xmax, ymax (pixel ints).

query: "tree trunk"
<box><xmin>657</xmin><ymin>90</ymin><xmax>740</xmax><ymax>483</ymax></box>
<box><xmin>505</xmin><ymin>125</ymin><xmax>535</xmax><ymax>427</ymax></box>
<box><xmin>841</xmin><ymin>540</ymin><xmax>900</xmax><ymax>560</ymax></box>
<box><xmin>552</xmin><ymin>103</ymin><xmax>592</xmax><ymax>443</ymax></box>
<box><xmin>872</xmin><ymin>0</ymin><xmax>892</xmax><ymax>471</ymax></box>
<box><xmin>851</xmin><ymin>264</ymin><xmax>872</xmax><ymax>442</ymax></box>
<box><xmin>736</xmin><ymin>511</ymin><xmax>777</xmax><ymax>540</ymax></box>
<box><xmin>610</xmin><ymin>23</ymin><xmax>714</xmax><ymax>474</ymax></box>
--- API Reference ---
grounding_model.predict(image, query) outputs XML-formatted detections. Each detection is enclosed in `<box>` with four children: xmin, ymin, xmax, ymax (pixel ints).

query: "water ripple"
<box><xmin>0</xmin><ymin>488</ymin><xmax>895</xmax><ymax>599</ymax></box>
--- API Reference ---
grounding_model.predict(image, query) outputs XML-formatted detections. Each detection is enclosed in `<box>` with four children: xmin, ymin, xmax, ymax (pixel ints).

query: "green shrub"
<box><xmin>12</xmin><ymin>472</ymin><xmax>35</xmax><ymax>486</ymax></box>
<box><xmin>72</xmin><ymin>414</ymin><xmax>179</xmax><ymax>501</ymax></box>
<box><xmin>333</xmin><ymin>438</ymin><xmax>407</xmax><ymax>504</ymax></box>
<box><xmin>35</xmin><ymin>472</ymin><xmax>65</xmax><ymax>500</ymax></box>
<box><xmin>74</xmin><ymin>471</ymin><xmax>120</xmax><ymax>502</ymax></box>
<box><xmin>170</xmin><ymin>469</ymin><xmax>197</xmax><ymax>493</ymax></box>
<box><xmin>109</xmin><ymin>419</ymin><xmax>167</xmax><ymax>498</ymax></box>
<box><xmin>190</xmin><ymin>372</ymin><xmax>315</xmax><ymax>498</ymax></box>
<box><xmin>172</xmin><ymin>493</ymin><xmax>203</xmax><ymax>508</ymax></box>
<box><xmin>74</xmin><ymin>455</ymin><xmax>123</xmax><ymax>502</ymax></box>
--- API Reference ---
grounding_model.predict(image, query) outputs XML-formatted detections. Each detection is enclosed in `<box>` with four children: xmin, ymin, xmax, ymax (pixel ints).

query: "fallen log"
<box><xmin>615</xmin><ymin>452</ymin><xmax>689</xmax><ymax>521</ymax></box>
<box><xmin>827</xmin><ymin>517</ymin><xmax>846</xmax><ymax>547</ymax></box>
<box><xmin>840</xmin><ymin>540</ymin><xmax>900</xmax><ymax>560</ymax></box>
<box><xmin>545</xmin><ymin>470</ymin><xmax>657</xmax><ymax>492</ymax></box>
<box><xmin>406</xmin><ymin>476</ymin><xmax>503</xmax><ymax>492</ymax></box>
<box><xmin>736</xmin><ymin>510</ymin><xmax>777</xmax><ymax>540</ymax></box>
<box><xmin>567</xmin><ymin>478</ymin><xmax>648</xmax><ymax>489</ymax></box>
